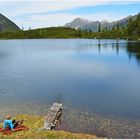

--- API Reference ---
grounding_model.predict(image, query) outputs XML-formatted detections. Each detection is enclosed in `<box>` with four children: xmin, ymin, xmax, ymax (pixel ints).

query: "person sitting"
<box><xmin>3</xmin><ymin>115</ymin><xmax>23</xmax><ymax>131</ymax></box>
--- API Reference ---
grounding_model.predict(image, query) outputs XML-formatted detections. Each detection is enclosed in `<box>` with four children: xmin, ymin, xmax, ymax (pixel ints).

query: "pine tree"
<box><xmin>116</xmin><ymin>23</ymin><xmax>120</xmax><ymax>30</ymax></box>
<box><xmin>98</xmin><ymin>23</ymin><xmax>101</xmax><ymax>32</ymax></box>
<box><xmin>127</xmin><ymin>18</ymin><xmax>133</xmax><ymax>35</ymax></box>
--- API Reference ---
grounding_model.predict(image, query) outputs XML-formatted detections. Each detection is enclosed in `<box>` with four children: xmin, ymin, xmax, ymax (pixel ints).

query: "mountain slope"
<box><xmin>64</xmin><ymin>18</ymin><xmax>90</xmax><ymax>29</ymax></box>
<box><xmin>64</xmin><ymin>13</ymin><xmax>138</xmax><ymax>32</ymax></box>
<box><xmin>0</xmin><ymin>13</ymin><xmax>20</xmax><ymax>32</ymax></box>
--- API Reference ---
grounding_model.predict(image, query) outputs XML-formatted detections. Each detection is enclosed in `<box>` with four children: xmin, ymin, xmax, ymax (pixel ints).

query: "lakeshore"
<box><xmin>0</xmin><ymin>102</ymin><xmax>140</xmax><ymax>138</ymax></box>
<box><xmin>0</xmin><ymin>39</ymin><xmax>140</xmax><ymax>138</ymax></box>
<box><xmin>0</xmin><ymin>114</ymin><xmax>96</xmax><ymax>139</ymax></box>
<box><xmin>0</xmin><ymin>1</ymin><xmax>140</xmax><ymax>139</ymax></box>
<box><xmin>0</xmin><ymin>27</ymin><xmax>139</xmax><ymax>41</ymax></box>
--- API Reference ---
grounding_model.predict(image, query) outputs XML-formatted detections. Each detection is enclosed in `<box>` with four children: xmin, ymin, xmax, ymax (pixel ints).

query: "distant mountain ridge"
<box><xmin>0</xmin><ymin>13</ymin><xmax>20</xmax><ymax>32</ymax></box>
<box><xmin>64</xmin><ymin>13</ymin><xmax>138</xmax><ymax>32</ymax></box>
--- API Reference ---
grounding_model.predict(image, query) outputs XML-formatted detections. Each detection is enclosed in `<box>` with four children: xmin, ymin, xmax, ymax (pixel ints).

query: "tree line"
<box><xmin>0</xmin><ymin>13</ymin><xmax>139</xmax><ymax>40</ymax></box>
<box><xmin>77</xmin><ymin>13</ymin><xmax>140</xmax><ymax>40</ymax></box>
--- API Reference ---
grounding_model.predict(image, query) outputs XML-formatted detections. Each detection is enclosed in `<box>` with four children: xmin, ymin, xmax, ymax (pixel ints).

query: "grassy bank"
<box><xmin>0</xmin><ymin>114</ymin><xmax>96</xmax><ymax>139</ymax></box>
<box><xmin>0</xmin><ymin>27</ymin><xmax>139</xmax><ymax>40</ymax></box>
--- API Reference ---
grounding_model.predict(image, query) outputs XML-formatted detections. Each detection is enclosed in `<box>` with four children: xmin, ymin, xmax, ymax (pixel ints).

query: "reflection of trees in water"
<box><xmin>114</xmin><ymin>41</ymin><xmax>119</xmax><ymax>55</ymax></box>
<box><xmin>75</xmin><ymin>39</ymin><xmax>140</xmax><ymax>64</ymax></box>
<box><xmin>126</xmin><ymin>42</ymin><xmax>140</xmax><ymax>64</ymax></box>
<box><xmin>97</xmin><ymin>40</ymin><xmax>119</xmax><ymax>55</ymax></box>
<box><xmin>97</xmin><ymin>40</ymin><xmax>140</xmax><ymax>64</ymax></box>
<box><xmin>98</xmin><ymin>39</ymin><xmax>101</xmax><ymax>54</ymax></box>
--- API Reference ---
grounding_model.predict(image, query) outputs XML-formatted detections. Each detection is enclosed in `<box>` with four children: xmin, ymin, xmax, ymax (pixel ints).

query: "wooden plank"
<box><xmin>44</xmin><ymin>103</ymin><xmax>62</xmax><ymax>130</ymax></box>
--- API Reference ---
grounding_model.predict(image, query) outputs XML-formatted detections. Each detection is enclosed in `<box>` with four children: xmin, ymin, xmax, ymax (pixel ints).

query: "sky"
<box><xmin>0</xmin><ymin>0</ymin><xmax>140</xmax><ymax>29</ymax></box>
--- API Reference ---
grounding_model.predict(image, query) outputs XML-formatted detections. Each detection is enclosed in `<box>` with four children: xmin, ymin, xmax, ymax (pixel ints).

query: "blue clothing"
<box><xmin>3</xmin><ymin>120</ymin><xmax>14</xmax><ymax>130</ymax></box>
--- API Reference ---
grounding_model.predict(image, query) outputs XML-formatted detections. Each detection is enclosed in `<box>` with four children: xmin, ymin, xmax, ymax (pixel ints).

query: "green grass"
<box><xmin>0</xmin><ymin>114</ymin><xmax>97</xmax><ymax>139</ymax></box>
<box><xmin>0</xmin><ymin>26</ymin><xmax>139</xmax><ymax>40</ymax></box>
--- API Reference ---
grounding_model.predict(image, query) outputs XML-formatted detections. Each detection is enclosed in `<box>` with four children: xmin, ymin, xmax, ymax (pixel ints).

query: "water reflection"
<box><xmin>0</xmin><ymin>39</ymin><xmax>140</xmax><ymax>120</ymax></box>
<box><xmin>94</xmin><ymin>40</ymin><xmax>140</xmax><ymax>65</ymax></box>
<box><xmin>126</xmin><ymin>42</ymin><xmax>140</xmax><ymax>64</ymax></box>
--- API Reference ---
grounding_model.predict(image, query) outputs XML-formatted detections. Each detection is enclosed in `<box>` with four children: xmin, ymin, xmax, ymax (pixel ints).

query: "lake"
<box><xmin>0</xmin><ymin>39</ymin><xmax>140</xmax><ymax>138</ymax></box>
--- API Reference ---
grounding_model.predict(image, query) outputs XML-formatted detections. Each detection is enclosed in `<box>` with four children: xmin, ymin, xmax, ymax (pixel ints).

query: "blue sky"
<box><xmin>0</xmin><ymin>0</ymin><xmax>140</xmax><ymax>29</ymax></box>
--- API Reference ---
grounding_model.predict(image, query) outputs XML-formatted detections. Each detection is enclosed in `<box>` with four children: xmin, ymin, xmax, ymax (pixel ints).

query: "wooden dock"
<box><xmin>44</xmin><ymin>103</ymin><xmax>63</xmax><ymax>130</ymax></box>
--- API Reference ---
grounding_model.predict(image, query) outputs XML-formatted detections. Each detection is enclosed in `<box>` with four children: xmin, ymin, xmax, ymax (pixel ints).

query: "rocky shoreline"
<box><xmin>57</xmin><ymin>106</ymin><xmax>140</xmax><ymax>138</ymax></box>
<box><xmin>0</xmin><ymin>101</ymin><xmax>140</xmax><ymax>138</ymax></box>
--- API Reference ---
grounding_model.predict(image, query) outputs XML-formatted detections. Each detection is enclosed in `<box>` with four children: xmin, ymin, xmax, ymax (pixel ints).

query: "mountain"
<box><xmin>64</xmin><ymin>18</ymin><xmax>113</xmax><ymax>31</ymax></box>
<box><xmin>110</xmin><ymin>14</ymin><xmax>137</xmax><ymax>28</ymax></box>
<box><xmin>0</xmin><ymin>13</ymin><xmax>20</xmax><ymax>32</ymax></box>
<box><xmin>64</xmin><ymin>13</ymin><xmax>138</xmax><ymax>32</ymax></box>
<box><xmin>64</xmin><ymin>18</ymin><xmax>90</xmax><ymax>29</ymax></box>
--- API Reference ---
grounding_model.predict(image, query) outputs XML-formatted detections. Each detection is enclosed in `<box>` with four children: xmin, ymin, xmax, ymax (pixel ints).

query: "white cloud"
<box><xmin>0</xmin><ymin>0</ymin><xmax>139</xmax><ymax>29</ymax></box>
<box><xmin>15</xmin><ymin>12</ymin><xmax>130</xmax><ymax>29</ymax></box>
<box><xmin>0</xmin><ymin>1</ymin><xmax>110</xmax><ymax>17</ymax></box>
<box><xmin>1</xmin><ymin>0</ymin><xmax>138</xmax><ymax>17</ymax></box>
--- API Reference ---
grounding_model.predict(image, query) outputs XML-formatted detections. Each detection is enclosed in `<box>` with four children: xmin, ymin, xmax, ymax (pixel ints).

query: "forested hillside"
<box><xmin>0</xmin><ymin>13</ymin><xmax>139</xmax><ymax>40</ymax></box>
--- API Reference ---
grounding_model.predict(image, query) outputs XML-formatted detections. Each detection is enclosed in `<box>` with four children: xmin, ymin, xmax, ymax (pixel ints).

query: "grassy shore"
<box><xmin>0</xmin><ymin>114</ymin><xmax>97</xmax><ymax>139</ymax></box>
<box><xmin>0</xmin><ymin>27</ymin><xmax>139</xmax><ymax>41</ymax></box>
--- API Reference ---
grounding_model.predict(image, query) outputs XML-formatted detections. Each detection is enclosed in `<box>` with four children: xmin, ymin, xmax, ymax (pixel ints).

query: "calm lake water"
<box><xmin>0</xmin><ymin>39</ymin><xmax>140</xmax><ymax>121</ymax></box>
